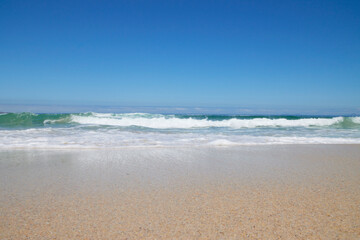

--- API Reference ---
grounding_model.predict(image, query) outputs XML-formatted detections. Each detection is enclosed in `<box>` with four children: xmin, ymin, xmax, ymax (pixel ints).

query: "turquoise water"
<box><xmin>0</xmin><ymin>112</ymin><xmax>360</xmax><ymax>148</ymax></box>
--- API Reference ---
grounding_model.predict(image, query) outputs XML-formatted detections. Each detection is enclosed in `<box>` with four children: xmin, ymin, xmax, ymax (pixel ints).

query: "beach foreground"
<box><xmin>1</xmin><ymin>145</ymin><xmax>360</xmax><ymax>239</ymax></box>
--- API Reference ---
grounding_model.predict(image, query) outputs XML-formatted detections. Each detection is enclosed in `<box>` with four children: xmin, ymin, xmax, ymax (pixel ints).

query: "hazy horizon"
<box><xmin>1</xmin><ymin>102</ymin><xmax>359</xmax><ymax>116</ymax></box>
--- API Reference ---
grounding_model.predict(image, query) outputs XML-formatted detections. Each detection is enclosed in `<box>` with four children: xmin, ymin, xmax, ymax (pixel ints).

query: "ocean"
<box><xmin>0</xmin><ymin>112</ymin><xmax>360</xmax><ymax>148</ymax></box>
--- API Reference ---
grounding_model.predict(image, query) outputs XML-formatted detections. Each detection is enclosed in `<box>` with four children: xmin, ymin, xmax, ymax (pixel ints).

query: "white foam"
<box><xmin>1</xmin><ymin>113</ymin><xmax>358</xmax><ymax>149</ymax></box>
<box><xmin>351</xmin><ymin>117</ymin><xmax>360</xmax><ymax>124</ymax></box>
<box><xmin>70</xmin><ymin>114</ymin><xmax>344</xmax><ymax>129</ymax></box>
<box><xmin>43</xmin><ymin>119</ymin><xmax>67</xmax><ymax>124</ymax></box>
<box><xmin>0</xmin><ymin>127</ymin><xmax>359</xmax><ymax>149</ymax></box>
<box><xmin>208</xmin><ymin>139</ymin><xmax>238</xmax><ymax>146</ymax></box>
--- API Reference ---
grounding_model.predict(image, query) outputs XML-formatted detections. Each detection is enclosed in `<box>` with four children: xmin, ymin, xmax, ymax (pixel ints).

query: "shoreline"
<box><xmin>0</xmin><ymin>142</ymin><xmax>360</xmax><ymax>150</ymax></box>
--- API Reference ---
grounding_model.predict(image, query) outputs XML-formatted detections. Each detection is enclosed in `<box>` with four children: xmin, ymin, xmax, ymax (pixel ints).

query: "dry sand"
<box><xmin>1</xmin><ymin>145</ymin><xmax>360</xmax><ymax>239</ymax></box>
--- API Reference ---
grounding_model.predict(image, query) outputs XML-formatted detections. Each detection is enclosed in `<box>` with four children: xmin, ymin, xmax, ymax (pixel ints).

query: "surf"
<box><xmin>1</xmin><ymin>112</ymin><xmax>359</xmax><ymax>129</ymax></box>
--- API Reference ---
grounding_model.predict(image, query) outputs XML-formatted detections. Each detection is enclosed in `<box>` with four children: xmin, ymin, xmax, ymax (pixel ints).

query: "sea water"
<box><xmin>0</xmin><ymin>112</ymin><xmax>360</xmax><ymax>148</ymax></box>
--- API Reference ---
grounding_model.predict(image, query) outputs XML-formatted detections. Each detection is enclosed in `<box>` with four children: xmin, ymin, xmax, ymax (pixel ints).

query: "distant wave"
<box><xmin>0</xmin><ymin>112</ymin><xmax>359</xmax><ymax>129</ymax></box>
<box><xmin>352</xmin><ymin>117</ymin><xmax>360</xmax><ymax>124</ymax></box>
<box><xmin>70</xmin><ymin>113</ymin><xmax>345</xmax><ymax>129</ymax></box>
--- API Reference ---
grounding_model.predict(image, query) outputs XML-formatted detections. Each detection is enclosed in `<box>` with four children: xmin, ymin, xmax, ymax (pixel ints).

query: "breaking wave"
<box><xmin>0</xmin><ymin>112</ymin><xmax>359</xmax><ymax>148</ymax></box>
<box><xmin>0</xmin><ymin>112</ymin><xmax>359</xmax><ymax>129</ymax></box>
<box><xmin>70</xmin><ymin>114</ymin><xmax>346</xmax><ymax>129</ymax></box>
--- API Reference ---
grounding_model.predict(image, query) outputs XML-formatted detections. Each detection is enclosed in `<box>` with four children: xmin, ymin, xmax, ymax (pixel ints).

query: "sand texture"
<box><xmin>1</xmin><ymin>145</ymin><xmax>360</xmax><ymax>239</ymax></box>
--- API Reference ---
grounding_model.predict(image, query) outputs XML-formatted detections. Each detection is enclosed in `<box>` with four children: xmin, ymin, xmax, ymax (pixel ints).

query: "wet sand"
<box><xmin>1</xmin><ymin>145</ymin><xmax>360</xmax><ymax>239</ymax></box>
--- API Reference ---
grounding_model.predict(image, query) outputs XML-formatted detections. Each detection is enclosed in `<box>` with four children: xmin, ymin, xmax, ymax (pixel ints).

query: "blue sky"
<box><xmin>1</xmin><ymin>0</ymin><xmax>359</xmax><ymax>113</ymax></box>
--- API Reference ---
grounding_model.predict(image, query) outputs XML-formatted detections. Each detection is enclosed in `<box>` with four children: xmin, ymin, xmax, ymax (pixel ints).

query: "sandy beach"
<box><xmin>1</xmin><ymin>145</ymin><xmax>360</xmax><ymax>239</ymax></box>
<box><xmin>2</xmin><ymin>0</ymin><xmax>360</xmax><ymax>238</ymax></box>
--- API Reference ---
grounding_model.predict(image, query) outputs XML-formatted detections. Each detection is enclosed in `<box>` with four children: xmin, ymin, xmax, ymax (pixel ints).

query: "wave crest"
<box><xmin>70</xmin><ymin>114</ymin><xmax>345</xmax><ymax>129</ymax></box>
<box><xmin>1</xmin><ymin>112</ymin><xmax>359</xmax><ymax>129</ymax></box>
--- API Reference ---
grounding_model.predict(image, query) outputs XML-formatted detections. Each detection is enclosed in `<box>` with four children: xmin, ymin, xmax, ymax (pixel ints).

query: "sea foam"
<box><xmin>0</xmin><ymin>112</ymin><xmax>359</xmax><ymax>148</ymax></box>
<box><xmin>70</xmin><ymin>114</ymin><xmax>344</xmax><ymax>129</ymax></box>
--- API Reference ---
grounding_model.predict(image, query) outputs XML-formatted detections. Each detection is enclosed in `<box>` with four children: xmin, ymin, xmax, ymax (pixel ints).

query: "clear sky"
<box><xmin>1</xmin><ymin>0</ymin><xmax>359</xmax><ymax>113</ymax></box>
